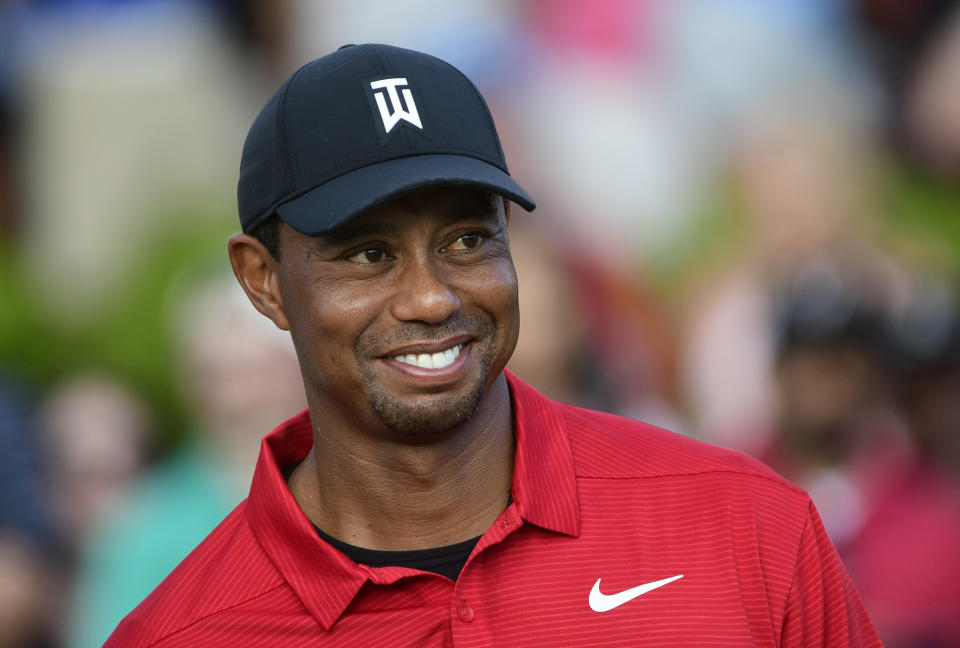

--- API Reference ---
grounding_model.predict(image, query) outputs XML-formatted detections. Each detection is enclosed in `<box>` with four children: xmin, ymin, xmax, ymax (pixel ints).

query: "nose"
<box><xmin>389</xmin><ymin>256</ymin><xmax>462</xmax><ymax>324</ymax></box>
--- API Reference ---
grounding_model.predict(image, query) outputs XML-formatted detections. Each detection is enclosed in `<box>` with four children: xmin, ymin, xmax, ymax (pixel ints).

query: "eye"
<box><xmin>447</xmin><ymin>232</ymin><xmax>485</xmax><ymax>251</ymax></box>
<box><xmin>347</xmin><ymin>248</ymin><xmax>387</xmax><ymax>264</ymax></box>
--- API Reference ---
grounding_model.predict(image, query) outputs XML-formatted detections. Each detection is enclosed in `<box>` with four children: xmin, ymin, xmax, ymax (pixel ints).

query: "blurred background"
<box><xmin>1</xmin><ymin>0</ymin><xmax>959</xmax><ymax>646</ymax></box>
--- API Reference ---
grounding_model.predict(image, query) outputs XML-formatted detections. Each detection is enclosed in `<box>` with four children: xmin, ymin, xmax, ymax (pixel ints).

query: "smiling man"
<box><xmin>106</xmin><ymin>44</ymin><xmax>881</xmax><ymax>647</ymax></box>
<box><xmin>261</xmin><ymin>186</ymin><xmax>519</xmax><ymax>553</ymax></box>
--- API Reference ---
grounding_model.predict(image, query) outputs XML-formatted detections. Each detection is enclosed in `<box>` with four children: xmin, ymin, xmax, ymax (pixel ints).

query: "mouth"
<box><xmin>391</xmin><ymin>343</ymin><xmax>464</xmax><ymax>370</ymax></box>
<box><xmin>379</xmin><ymin>335</ymin><xmax>475</xmax><ymax>382</ymax></box>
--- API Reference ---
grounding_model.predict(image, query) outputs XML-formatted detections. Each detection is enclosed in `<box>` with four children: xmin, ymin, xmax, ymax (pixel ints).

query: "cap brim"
<box><xmin>275</xmin><ymin>154</ymin><xmax>536</xmax><ymax>236</ymax></box>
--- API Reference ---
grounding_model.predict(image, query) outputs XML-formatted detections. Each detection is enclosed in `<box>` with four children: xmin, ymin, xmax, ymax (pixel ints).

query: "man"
<box><xmin>107</xmin><ymin>44</ymin><xmax>881</xmax><ymax>647</ymax></box>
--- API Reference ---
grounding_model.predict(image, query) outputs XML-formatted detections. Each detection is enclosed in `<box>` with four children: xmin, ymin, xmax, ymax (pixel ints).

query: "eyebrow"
<box><xmin>321</xmin><ymin>201</ymin><xmax>502</xmax><ymax>242</ymax></box>
<box><xmin>322</xmin><ymin>220</ymin><xmax>401</xmax><ymax>242</ymax></box>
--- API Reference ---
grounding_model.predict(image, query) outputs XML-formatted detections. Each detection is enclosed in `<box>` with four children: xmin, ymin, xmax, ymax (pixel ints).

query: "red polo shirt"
<box><xmin>106</xmin><ymin>373</ymin><xmax>881</xmax><ymax>647</ymax></box>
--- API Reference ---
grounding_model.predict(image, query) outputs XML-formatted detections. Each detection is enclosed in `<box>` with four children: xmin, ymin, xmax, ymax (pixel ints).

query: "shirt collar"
<box><xmin>245</xmin><ymin>412</ymin><xmax>369</xmax><ymax>631</ymax></box>
<box><xmin>504</xmin><ymin>370</ymin><xmax>581</xmax><ymax>537</ymax></box>
<box><xmin>245</xmin><ymin>371</ymin><xmax>580</xmax><ymax>631</ymax></box>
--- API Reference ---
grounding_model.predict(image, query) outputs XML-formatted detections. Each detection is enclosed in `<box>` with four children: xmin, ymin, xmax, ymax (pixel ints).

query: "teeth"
<box><xmin>443</xmin><ymin>346</ymin><xmax>457</xmax><ymax>365</ymax></box>
<box><xmin>394</xmin><ymin>344</ymin><xmax>462</xmax><ymax>370</ymax></box>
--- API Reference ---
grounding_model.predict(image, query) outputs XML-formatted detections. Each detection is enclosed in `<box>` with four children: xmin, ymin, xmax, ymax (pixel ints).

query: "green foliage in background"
<box><xmin>0</xmin><ymin>200</ymin><xmax>237</xmax><ymax>452</ymax></box>
<box><xmin>881</xmin><ymin>165</ymin><xmax>960</xmax><ymax>276</ymax></box>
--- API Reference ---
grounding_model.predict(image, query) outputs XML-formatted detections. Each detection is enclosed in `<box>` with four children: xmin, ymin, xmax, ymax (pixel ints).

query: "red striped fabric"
<box><xmin>106</xmin><ymin>371</ymin><xmax>881</xmax><ymax>647</ymax></box>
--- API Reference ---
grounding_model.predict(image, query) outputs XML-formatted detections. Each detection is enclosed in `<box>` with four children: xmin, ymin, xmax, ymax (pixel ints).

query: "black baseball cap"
<box><xmin>238</xmin><ymin>43</ymin><xmax>535</xmax><ymax>236</ymax></box>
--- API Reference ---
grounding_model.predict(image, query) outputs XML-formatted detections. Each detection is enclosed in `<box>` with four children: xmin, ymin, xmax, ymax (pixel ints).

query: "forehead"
<box><xmin>326</xmin><ymin>186</ymin><xmax>504</xmax><ymax>239</ymax></box>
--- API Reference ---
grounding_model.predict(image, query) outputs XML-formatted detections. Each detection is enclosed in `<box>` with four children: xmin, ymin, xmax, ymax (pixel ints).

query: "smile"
<box><xmin>391</xmin><ymin>344</ymin><xmax>464</xmax><ymax>370</ymax></box>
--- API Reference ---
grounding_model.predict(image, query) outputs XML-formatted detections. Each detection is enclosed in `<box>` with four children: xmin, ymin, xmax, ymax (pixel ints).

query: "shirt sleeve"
<box><xmin>780</xmin><ymin>500</ymin><xmax>883</xmax><ymax>648</ymax></box>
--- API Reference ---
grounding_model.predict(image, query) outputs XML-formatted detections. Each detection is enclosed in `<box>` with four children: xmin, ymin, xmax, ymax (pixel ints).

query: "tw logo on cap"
<box><xmin>368</xmin><ymin>77</ymin><xmax>422</xmax><ymax>135</ymax></box>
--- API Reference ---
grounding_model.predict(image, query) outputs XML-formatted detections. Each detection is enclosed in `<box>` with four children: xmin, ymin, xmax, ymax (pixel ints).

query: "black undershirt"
<box><xmin>282</xmin><ymin>460</ymin><xmax>482</xmax><ymax>581</ymax></box>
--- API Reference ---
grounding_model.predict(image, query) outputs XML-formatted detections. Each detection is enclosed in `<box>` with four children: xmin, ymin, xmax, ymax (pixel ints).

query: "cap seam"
<box><xmin>448</xmin><ymin>66</ymin><xmax>508</xmax><ymax>170</ymax></box>
<box><xmin>367</xmin><ymin>44</ymin><xmax>393</xmax><ymax>74</ymax></box>
<box><xmin>324</xmin><ymin>146</ymin><xmax>506</xmax><ymax>181</ymax></box>
<box><xmin>268</xmin><ymin>149</ymin><xmax>509</xmax><ymax>212</ymax></box>
<box><xmin>280</xmin><ymin>62</ymin><xmax>314</xmax><ymax>189</ymax></box>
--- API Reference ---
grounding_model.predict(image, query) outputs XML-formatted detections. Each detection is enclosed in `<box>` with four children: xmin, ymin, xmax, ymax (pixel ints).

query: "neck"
<box><xmin>289</xmin><ymin>373</ymin><xmax>514</xmax><ymax>551</ymax></box>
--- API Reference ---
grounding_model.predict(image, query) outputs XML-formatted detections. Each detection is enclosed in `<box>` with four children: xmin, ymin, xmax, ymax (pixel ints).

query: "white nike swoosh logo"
<box><xmin>588</xmin><ymin>574</ymin><xmax>684</xmax><ymax>612</ymax></box>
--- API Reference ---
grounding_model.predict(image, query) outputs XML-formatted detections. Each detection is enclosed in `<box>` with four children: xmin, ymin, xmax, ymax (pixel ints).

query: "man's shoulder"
<box><xmin>104</xmin><ymin>501</ymin><xmax>287</xmax><ymax>647</ymax></box>
<box><xmin>558</xmin><ymin>401</ymin><xmax>801</xmax><ymax>493</ymax></box>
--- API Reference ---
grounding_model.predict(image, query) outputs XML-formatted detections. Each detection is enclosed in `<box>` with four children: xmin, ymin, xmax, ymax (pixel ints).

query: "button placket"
<box><xmin>499</xmin><ymin>506</ymin><xmax>520</xmax><ymax>535</ymax></box>
<box><xmin>457</xmin><ymin>604</ymin><xmax>475</xmax><ymax>623</ymax></box>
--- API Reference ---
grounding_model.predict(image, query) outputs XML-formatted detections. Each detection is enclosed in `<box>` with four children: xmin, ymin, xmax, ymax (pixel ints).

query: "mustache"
<box><xmin>356</xmin><ymin>314</ymin><xmax>495</xmax><ymax>355</ymax></box>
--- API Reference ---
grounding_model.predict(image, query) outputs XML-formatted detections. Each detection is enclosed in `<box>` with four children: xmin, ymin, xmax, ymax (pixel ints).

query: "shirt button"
<box><xmin>458</xmin><ymin>605</ymin><xmax>475</xmax><ymax>623</ymax></box>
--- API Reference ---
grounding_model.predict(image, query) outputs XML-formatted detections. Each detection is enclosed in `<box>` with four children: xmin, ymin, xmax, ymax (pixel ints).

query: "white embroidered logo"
<box><xmin>588</xmin><ymin>575</ymin><xmax>684</xmax><ymax>612</ymax></box>
<box><xmin>369</xmin><ymin>77</ymin><xmax>422</xmax><ymax>133</ymax></box>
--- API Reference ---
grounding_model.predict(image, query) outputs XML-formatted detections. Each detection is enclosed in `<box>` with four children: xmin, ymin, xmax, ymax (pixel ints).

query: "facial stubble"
<box><xmin>357</xmin><ymin>314</ymin><xmax>500</xmax><ymax>438</ymax></box>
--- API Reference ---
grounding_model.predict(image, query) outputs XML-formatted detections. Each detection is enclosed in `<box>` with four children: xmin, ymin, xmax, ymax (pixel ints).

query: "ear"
<box><xmin>228</xmin><ymin>233</ymin><xmax>291</xmax><ymax>331</ymax></box>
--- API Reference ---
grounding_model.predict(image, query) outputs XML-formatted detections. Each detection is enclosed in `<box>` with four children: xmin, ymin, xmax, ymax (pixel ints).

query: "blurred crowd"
<box><xmin>1</xmin><ymin>1</ymin><xmax>959</xmax><ymax>647</ymax></box>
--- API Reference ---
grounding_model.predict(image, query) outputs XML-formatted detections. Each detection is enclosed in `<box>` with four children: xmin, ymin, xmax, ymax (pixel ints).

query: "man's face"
<box><xmin>274</xmin><ymin>187</ymin><xmax>518</xmax><ymax>440</ymax></box>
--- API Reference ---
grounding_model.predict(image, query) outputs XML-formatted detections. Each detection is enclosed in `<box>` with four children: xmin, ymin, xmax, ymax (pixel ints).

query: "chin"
<box><xmin>366</xmin><ymin>375</ymin><xmax>489</xmax><ymax>439</ymax></box>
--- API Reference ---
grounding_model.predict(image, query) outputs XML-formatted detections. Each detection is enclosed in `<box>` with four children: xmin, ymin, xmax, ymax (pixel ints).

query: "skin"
<box><xmin>228</xmin><ymin>186</ymin><xmax>518</xmax><ymax>550</ymax></box>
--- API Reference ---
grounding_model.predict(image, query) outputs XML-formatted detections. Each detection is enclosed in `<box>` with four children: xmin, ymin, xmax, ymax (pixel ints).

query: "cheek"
<box><xmin>285</xmin><ymin>284</ymin><xmax>382</xmax><ymax>370</ymax></box>
<box><xmin>472</xmin><ymin>259</ymin><xmax>520</xmax><ymax>345</ymax></box>
<box><xmin>307</xmin><ymin>295</ymin><xmax>375</xmax><ymax>350</ymax></box>
<box><xmin>500</xmin><ymin>275</ymin><xmax>521</xmax><ymax>341</ymax></box>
